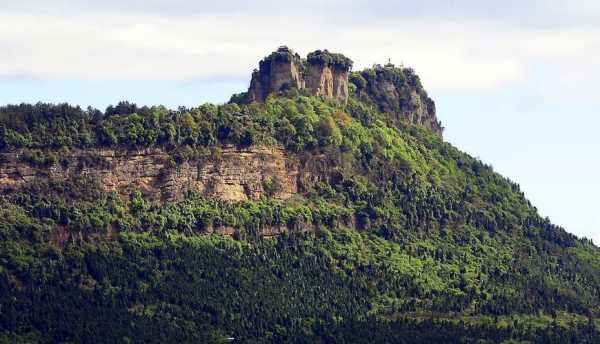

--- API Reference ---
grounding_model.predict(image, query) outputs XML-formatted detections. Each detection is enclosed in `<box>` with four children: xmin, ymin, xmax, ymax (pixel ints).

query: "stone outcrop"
<box><xmin>0</xmin><ymin>145</ymin><xmax>342</xmax><ymax>238</ymax></box>
<box><xmin>304</xmin><ymin>63</ymin><xmax>349</xmax><ymax>102</ymax></box>
<box><xmin>408</xmin><ymin>89</ymin><xmax>442</xmax><ymax>134</ymax></box>
<box><xmin>351</xmin><ymin>64</ymin><xmax>443</xmax><ymax>135</ymax></box>
<box><xmin>245</xmin><ymin>47</ymin><xmax>443</xmax><ymax>136</ymax></box>
<box><xmin>379</xmin><ymin>79</ymin><xmax>442</xmax><ymax>134</ymax></box>
<box><xmin>246</xmin><ymin>46</ymin><xmax>352</xmax><ymax>103</ymax></box>
<box><xmin>0</xmin><ymin>146</ymin><xmax>300</xmax><ymax>202</ymax></box>
<box><xmin>246</xmin><ymin>47</ymin><xmax>305</xmax><ymax>103</ymax></box>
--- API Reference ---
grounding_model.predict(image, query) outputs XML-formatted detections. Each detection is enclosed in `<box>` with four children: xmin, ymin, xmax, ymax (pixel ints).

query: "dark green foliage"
<box><xmin>0</xmin><ymin>86</ymin><xmax>599</xmax><ymax>342</ymax></box>
<box><xmin>19</xmin><ymin>149</ymin><xmax>58</xmax><ymax>168</ymax></box>
<box><xmin>0</xmin><ymin>102</ymin><xmax>252</xmax><ymax>151</ymax></box>
<box><xmin>0</xmin><ymin>180</ymin><xmax>599</xmax><ymax>342</ymax></box>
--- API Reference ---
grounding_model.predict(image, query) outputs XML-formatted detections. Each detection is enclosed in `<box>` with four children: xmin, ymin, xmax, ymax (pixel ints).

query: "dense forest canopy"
<box><xmin>0</xmin><ymin>65</ymin><xmax>599</xmax><ymax>343</ymax></box>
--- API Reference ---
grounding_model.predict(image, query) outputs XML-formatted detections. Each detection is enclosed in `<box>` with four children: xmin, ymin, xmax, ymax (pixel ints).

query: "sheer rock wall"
<box><xmin>0</xmin><ymin>146</ymin><xmax>301</xmax><ymax>202</ymax></box>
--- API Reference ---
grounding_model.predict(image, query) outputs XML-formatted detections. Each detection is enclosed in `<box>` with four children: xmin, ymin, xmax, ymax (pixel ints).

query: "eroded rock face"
<box><xmin>304</xmin><ymin>63</ymin><xmax>349</xmax><ymax>102</ymax></box>
<box><xmin>0</xmin><ymin>145</ymin><xmax>340</xmax><ymax>237</ymax></box>
<box><xmin>353</xmin><ymin>66</ymin><xmax>443</xmax><ymax>136</ymax></box>
<box><xmin>246</xmin><ymin>47</ymin><xmax>351</xmax><ymax>103</ymax></box>
<box><xmin>305</xmin><ymin>63</ymin><xmax>333</xmax><ymax>98</ymax></box>
<box><xmin>333</xmin><ymin>68</ymin><xmax>350</xmax><ymax>102</ymax></box>
<box><xmin>378</xmin><ymin>79</ymin><xmax>441</xmax><ymax>133</ymax></box>
<box><xmin>408</xmin><ymin>90</ymin><xmax>441</xmax><ymax>133</ymax></box>
<box><xmin>0</xmin><ymin>146</ymin><xmax>299</xmax><ymax>202</ymax></box>
<box><xmin>0</xmin><ymin>145</ymin><xmax>354</xmax><ymax>238</ymax></box>
<box><xmin>247</xmin><ymin>55</ymin><xmax>305</xmax><ymax>103</ymax></box>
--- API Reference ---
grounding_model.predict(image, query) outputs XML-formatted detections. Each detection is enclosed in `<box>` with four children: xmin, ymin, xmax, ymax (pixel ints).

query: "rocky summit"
<box><xmin>246</xmin><ymin>46</ymin><xmax>352</xmax><ymax>104</ymax></box>
<box><xmin>243</xmin><ymin>46</ymin><xmax>443</xmax><ymax>135</ymax></box>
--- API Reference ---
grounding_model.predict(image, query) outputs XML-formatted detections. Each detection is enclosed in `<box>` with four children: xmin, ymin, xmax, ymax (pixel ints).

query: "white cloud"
<box><xmin>0</xmin><ymin>3</ymin><xmax>598</xmax><ymax>101</ymax></box>
<box><xmin>0</xmin><ymin>12</ymin><xmax>269</xmax><ymax>79</ymax></box>
<box><xmin>548</xmin><ymin>0</ymin><xmax>600</xmax><ymax>16</ymax></box>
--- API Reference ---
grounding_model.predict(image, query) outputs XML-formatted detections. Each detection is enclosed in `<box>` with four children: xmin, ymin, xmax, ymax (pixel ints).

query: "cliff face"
<box><xmin>304</xmin><ymin>63</ymin><xmax>349</xmax><ymax>102</ymax></box>
<box><xmin>409</xmin><ymin>90</ymin><xmax>441</xmax><ymax>133</ymax></box>
<box><xmin>0</xmin><ymin>146</ymin><xmax>301</xmax><ymax>202</ymax></box>
<box><xmin>246</xmin><ymin>49</ymin><xmax>305</xmax><ymax>103</ymax></box>
<box><xmin>380</xmin><ymin>79</ymin><xmax>441</xmax><ymax>133</ymax></box>
<box><xmin>351</xmin><ymin>65</ymin><xmax>443</xmax><ymax>135</ymax></box>
<box><xmin>0</xmin><ymin>145</ymin><xmax>343</xmax><ymax>239</ymax></box>
<box><xmin>246</xmin><ymin>47</ymin><xmax>351</xmax><ymax>103</ymax></box>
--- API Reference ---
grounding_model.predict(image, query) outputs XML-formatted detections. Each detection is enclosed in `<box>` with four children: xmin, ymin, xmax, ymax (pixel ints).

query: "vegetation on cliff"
<box><xmin>306</xmin><ymin>49</ymin><xmax>353</xmax><ymax>69</ymax></box>
<box><xmin>350</xmin><ymin>64</ymin><xmax>442</xmax><ymax>134</ymax></box>
<box><xmin>0</xmin><ymin>62</ymin><xmax>599</xmax><ymax>342</ymax></box>
<box><xmin>257</xmin><ymin>46</ymin><xmax>304</xmax><ymax>72</ymax></box>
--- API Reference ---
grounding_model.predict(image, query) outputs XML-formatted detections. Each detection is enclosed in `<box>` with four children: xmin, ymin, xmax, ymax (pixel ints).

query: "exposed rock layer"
<box><xmin>0</xmin><ymin>146</ymin><xmax>301</xmax><ymax>202</ymax></box>
<box><xmin>0</xmin><ymin>145</ymin><xmax>343</xmax><ymax>238</ymax></box>
<box><xmin>247</xmin><ymin>57</ymin><xmax>305</xmax><ymax>103</ymax></box>
<box><xmin>304</xmin><ymin>63</ymin><xmax>349</xmax><ymax>102</ymax></box>
<box><xmin>381</xmin><ymin>80</ymin><xmax>442</xmax><ymax>134</ymax></box>
<box><xmin>246</xmin><ymin>47</ymin><xmax>350</xmax><ymax>103</ymax></box>
<box><xmin>352</xmin><ymin>66</ymin><xmax>443</xmax><ymax>135</ymax></box>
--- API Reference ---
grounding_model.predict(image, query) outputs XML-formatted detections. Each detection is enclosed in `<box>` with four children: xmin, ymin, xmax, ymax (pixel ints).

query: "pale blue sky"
<box><xmin>1</xmin><ymin>0</ymin><xmax>599</xmax><ymax>244</ymax></box>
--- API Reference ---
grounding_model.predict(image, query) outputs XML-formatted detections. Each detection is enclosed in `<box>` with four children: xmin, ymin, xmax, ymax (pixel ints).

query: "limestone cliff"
<box><xmin>350</xmin><ymin>64</ymin><xmax>443</xmax><ymax>135</ymax></box>
<box><xmin>304</xmin><ymin>62</ymin><xmax>349</xmax><ymax>102</ymax></box>
<box><xmin>0</xmin><ymin>145</ymin><xmax>345</xmax><ymax>238</ymax></box>
<box><xmin>0</xmin><ymin>146</ymin><xmax>301</xmax><ymax>202</ymax></box>
<box><xmin>246</xmin><ymin>47</ymin><xmax>305</xmax><ymax>103</ymax></box>
<box><xmin>246</xmin><ymin>47</ymin><xmax>352</xmax><ymax>103</ymax></box>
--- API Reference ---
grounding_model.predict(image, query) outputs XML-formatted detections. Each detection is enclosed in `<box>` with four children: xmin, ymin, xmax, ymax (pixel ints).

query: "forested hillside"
<box><xmin>0</xmin><ymin>64</ymin><xmax>599</xmax><ymax>343</ymax></box>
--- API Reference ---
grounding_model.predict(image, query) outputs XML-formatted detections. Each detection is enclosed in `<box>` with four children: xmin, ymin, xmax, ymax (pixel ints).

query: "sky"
<box><xmin>1</xmin><ymin>0</ymin><xmax>599</xmax><ymax>244</ymax></box>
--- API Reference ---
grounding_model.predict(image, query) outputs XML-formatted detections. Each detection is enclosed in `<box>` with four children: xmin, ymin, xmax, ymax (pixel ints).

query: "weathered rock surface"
<box><xmin>408</xmin><ymin>89</ymin><xmax>442</xmax><ymax>133</ymax></box>
<box><xmin>379</xmin><ymin>79</ymin><xmax>442</xmax><ymax>134</ymax></box>
<box><xmin>304</xmin><ymin>63</ymin><xmax>349</xmax><ymax>102</ymax></box>
<box><xmin>246</xmin><ymin>46</ymin><xmax>351</xmax><ymax>103</ymax></box>
<box><xmin>0</xmin><ymin>146</ymin><xmax>300</xmax><ymax>202</ymax></box>
<box><xmin>352</xmin><ymin>64</ymin><xmax>443</xmax><ymax>135</ymax></box>
<box><xmin>0</xmin><ymin>145</ymin><xmax>344</xmax><ymax>238</ymax></box>
<box><xmin>247</xmin><ymin>48</ymin><xmax>305</xmax><ymax>103</ymax></box>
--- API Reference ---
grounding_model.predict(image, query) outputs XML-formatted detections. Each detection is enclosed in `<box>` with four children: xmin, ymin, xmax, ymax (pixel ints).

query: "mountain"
<box><xmin>0</xmin><ymin>47</ymin><xmax>598</xmax><ymax>343</ymax></box>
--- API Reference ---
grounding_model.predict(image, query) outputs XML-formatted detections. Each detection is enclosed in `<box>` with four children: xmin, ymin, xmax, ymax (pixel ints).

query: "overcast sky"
<box><xmin>1</xmin><ymin>0</ymin><xmax>599</xmax><ymax>244</ymax></box>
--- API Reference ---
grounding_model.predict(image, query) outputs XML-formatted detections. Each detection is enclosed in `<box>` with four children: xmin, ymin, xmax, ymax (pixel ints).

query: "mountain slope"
<box><xmin>0</xmin><ymin>52</ymin><xmax>599</xmax><ymax>343</ymax></box>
